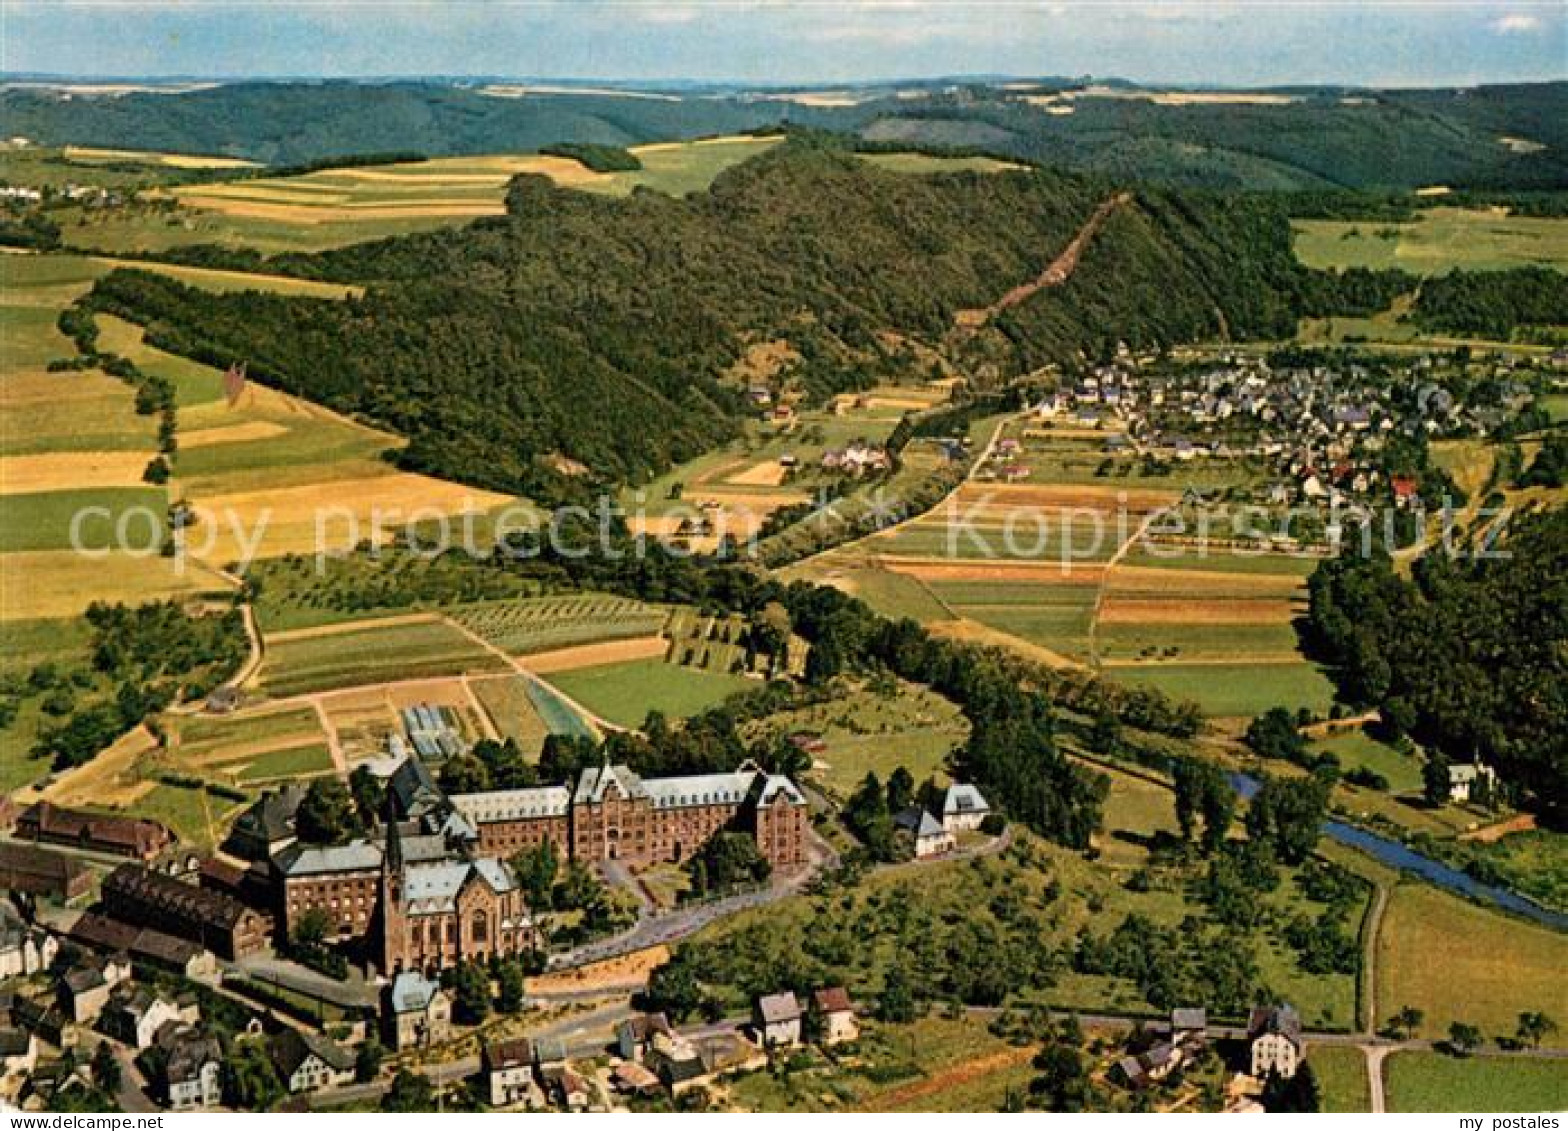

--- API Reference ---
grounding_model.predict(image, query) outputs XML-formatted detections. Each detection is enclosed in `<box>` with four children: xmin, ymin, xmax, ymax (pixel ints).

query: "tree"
<box><xmin>511</xmin><ymin>840</ymin><xmax>559</xmax><ymax>908</ymax></box>
<box><xmin>91</xmin><ymin>1040</ymin><xmax>121</xmax><ymax>1094</ymax></box>
<box><xmin>348</xmin><ymin>764</ymin><xmax>385</xmax><ymax>827</ymax></box>
<box><xmin>646</xmin><ymin>954</ymin><xmax>704</xmax><ymax>1022</ymax></box>
<box><xmin>1030</xmin><ymin>1043</ymin><xmax>1089</xmax><ymax>1112</ymax></box>
<box><xmin>496</xmin><ymin>959</ymin><xmax>527</xmax><ymax>1014</ymax></box>
<box><xmin>382</xmin><ymin>1068</ymin><xmax>435</xmax><ymax>1112</ymax></box>
<box><xmin>1423</xmin><ymin>753</ymin><xmax>1453</xmax><ymax>808</ymax></box>
<box><xmin>1087</xmin><ymin>710</ymin><xmax>1121</xmax><ymax>755</ymax></box>
<box><xmin>1515</xmin><ymin>1011</ymin><xmax>1557</xmax><ymax>1050</ymax></box>
<box><xmin>846</xmin><ymin>772</ymin><xmax>895</xmax><ymax>860</ymax></box>
<box><xmin>451</xmin><ymin>961</ymin><xmax>491</xmax><ymax>1025</ymax></box>
<box><xmin>292</xmin><ymin>906</ymin><xmax>330</xmax><ymax>949</ymax></box>
<box><xmin>294</xmin><ymin>778</ymin><xmax>363</xmax><ymax>846</ymax></box>
<box><xmin>1245</xmin><ymin>707</ymin><xmax>1308</xmax><ymax>765</ymax></box>
<box><xmin>1244</xmin><ymin>773</ymin><xmax>1327</xmax><ymax>864</ymax></box>
<box><xmin>1263</xmin><ymin>1062</ymin><xmax>1320</xmax><ymax>1112</ymax></box>
<box><xmin>1172</xmin><ymin>756</ymin><xmax>1235</xmax><ymax>855</ymax></box>
<box><xmin>886</xmin><ymin>766</ymin><xmax>915</xmax><ymax>815</ymax></box>
<box><xmin>553</xmin><ymin>859</ymin><xmax>605</xmax><ymax>912</ymax></box>
<box><xmin>877</xmin><ymin>963</ymin><xmax>917</xmax><ymax>1024</ymax></box>
<box><xmin>686</xmin><ymin>831</ymin><xmax>771</xmax><ymax>896</ymax></box>
<box><xmin>1385</xmin><ymin>1005</ymin><xmax>1424</xmax><ymax>1040</ymax></box>
<box><xmin>355</xmin><ymin>1040</ymin><xmax>385</xmax><ymax>1084</ymax></box>
<box><xmin>438</xmin><ymin>753</ymin><xmax>489</xmax><ymax>794</ymax></box>
<box><xmin>222</xmin><ymin>1040</ymin><xmax>283</xmax><ymax>1110</ymax></box>
<box><xmin>1446</xmin><ymin>1021</ymin><xmax>1483</xmax><ymax>1057</ymax></box>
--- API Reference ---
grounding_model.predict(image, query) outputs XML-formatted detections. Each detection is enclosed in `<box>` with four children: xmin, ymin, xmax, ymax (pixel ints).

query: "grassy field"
<box><xmin>544</xmin><ymin>657</ymin><xmax>754</xmax><ymax>729</ymax></box>
<box><xmin>856</xmin><ymin>152</ymin><xmax>1026</xmax><ymax>176</ymax></box>
<box><xmin>0</xmin><ymin>486</ymin><xmax>168</xmax><ymax>552</ymax></box>
<box><xmin>258</xmin><ymin>618</ymin><xmax>507</xmax><ymax>697</ymax></box>
<box><xmin>1310</xmin><ymin>1046</ymin><xmax>1372</xmax><ymax>1113</ymax></box>
<box><xmin>1383</xmin><ymin>1051</ymin><xmax>1568</xmax><ymax>1112</ymax></box>
<box><xmin>739</xmin><ymin>682</ymin><xmax>968</xmax><ymax>798</ymax></box>
<box><xmin>166</xmin><ymin>705</ymin><xmax>333</xmax><ymax>786</ymax></box>
<box><xmin>1102</xmin><ymin>660</ymin><xmax>1337</xmax><ymax>719</ymax></box>
<box><xmin>1312</xmin><ymin>728</ymin><xmax>1424</xmax><ymax>794</ymax></box>
<box><xmin>1293</xmin><ymin>208</ymin><xmax>1568</xmax><ymax>274</ymax></box>
<box><xmin>1376</xmin><ymin>882</ymin><xmax>1568</xmax><ymax>1036</ymax></box>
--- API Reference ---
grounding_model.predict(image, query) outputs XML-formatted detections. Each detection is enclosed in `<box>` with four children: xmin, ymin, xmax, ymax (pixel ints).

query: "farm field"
<box><xmin>543</xmin><ymin>657</ymin><xmax>754</xmax><ymax>730</ymax></box>
<box><xmin>726</xmin><ymin>1016</ymin><xmax>1032</xmax><ymax>1112</ymax></box>
<box><xmin>1383</xmin><ymin>1052</ymin><xmax>1568</xmax><ymax>1112</ymax></box>
<box><xmin>468</xmin><ymin>674</ymin><xmax>553</xmax><ymax>752</ymax></box>
<box><xmin>166</xmin><ymin>705</ymin><xmax>333</xmax><ymax>786</ymax></box>
<box><xmin>452</xmin><ymin>594</ymin><xmax>669</xmax><ymax>657</ymax></box>
<box><xmin>257</xmin><ymin>617</ymin><xmax>508</xmax><ymax>698</ymax></box>
<box><xmin>1310</xmin><ymin>1046</ymin><xmax>1371</xmax><ymax>1113</ymax></box>
<box><xmin>1292</xmin><ymin>208</ymin><xmax>1568</xmax><ymax>274</ymax></box>
<box><xmin>1375</xmin><ymin>882</ymin><xmax>1568</xmax><ymax>1036</ymax></box>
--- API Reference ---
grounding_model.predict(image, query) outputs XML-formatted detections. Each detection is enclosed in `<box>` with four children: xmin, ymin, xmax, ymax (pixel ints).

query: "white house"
<box><xmin>1248</xmin><ymin>1004</ymin><xmax>1304</xmax><ymax>1080</ymax></box>
<box><xmin>160</xmin><ymin>1028</ymin><xmax>222</xmax><ymax>1110</ymax></box>
<box><xmin>0</xmin><ymin>918</ymin><xmax>56</xmax><ymax>979</ymax></box>
<box><xmin>1448</xmin><ymin>761</ymin><xmax>1498</xmax><ymax>804</ymax></box>
<box><xmin>939</xmin><ymin>784</ymin><xmax>990</xmax><ymax>833</ymax></box>
<box><xmin>384</xmin><ymin>969</ymin><xmax>452</xmax><ymax>1051</ymax></box>
<box><xmin>101</xmin><ymin>988</ymin><xmax>183</xmax><ymax>1050</ymax></box>
<box><xmin>753</xmin><ymin>991</ymin><xmax>803</xmax><ymax>1048</ymax></box>
<box><xmin>811</xmin><ymin>987</ymin><xmax>858</xmax><ymax>1046</ymax></box>
<box><xmin>483</xmin><ymin>1038</ymin><xmax>544</xmax><ymax>1109</ymax></box>
<box><xmin>269</xmin><ymin>1029</ymin><xmax>355</xmax><ymax>1094</ymax></box>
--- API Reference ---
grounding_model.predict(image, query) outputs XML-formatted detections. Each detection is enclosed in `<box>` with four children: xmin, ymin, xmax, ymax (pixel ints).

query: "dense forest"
<box><xmin>84</xmin><ymin>142</ymin><xmax>1323</xmax><ymax>500</ymax></box>
<box><xmin>1304</xmin><ymin>506</ymin><xmax>1567</xmax><ymax>822</ymax></box>
<box><xmin>1411</xmin><ymin>267</ymin><xmax>1568</xmax><ymax>340</ymax></box>
<box><xmin>6</xmin><ymin>79</ymin><xmax>1565</xmax><ymax>191</ymax></box>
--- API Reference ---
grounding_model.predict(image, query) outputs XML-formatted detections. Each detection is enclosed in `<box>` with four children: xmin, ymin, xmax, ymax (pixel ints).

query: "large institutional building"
<box><xmin>269</xmin><ymin>757</ymin><xmax>809</xmax><ymax>974</ymax></box>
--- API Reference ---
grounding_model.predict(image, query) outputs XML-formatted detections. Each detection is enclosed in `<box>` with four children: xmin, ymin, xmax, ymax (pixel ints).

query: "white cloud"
<box><xmin>1491</xmin><ymin>13</ymin><xmax>1542</xmax><ymax>33</ymax></box>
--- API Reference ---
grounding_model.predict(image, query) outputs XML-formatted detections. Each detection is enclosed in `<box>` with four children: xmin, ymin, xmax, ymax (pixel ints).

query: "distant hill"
<box><xmin>84</xmin><ymin>143</ymin><xmax>1319</xmax><ymax>501</ymax></box>
<box><xmin>4</xmin><ymin>79</ymin><xmax>1565</xmax><ymax>190</ymax></box>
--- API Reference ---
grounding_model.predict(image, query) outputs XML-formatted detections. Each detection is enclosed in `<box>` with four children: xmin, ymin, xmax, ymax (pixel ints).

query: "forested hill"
<box><xmin>86</xmin><ymin>145</ymin><xmax>1311</xmax><ymax>499</ymax></box>
<box><xmin>6</xmin><ymin>79</ymin><xmax>1566</xmax><ymax>191</ymax></box>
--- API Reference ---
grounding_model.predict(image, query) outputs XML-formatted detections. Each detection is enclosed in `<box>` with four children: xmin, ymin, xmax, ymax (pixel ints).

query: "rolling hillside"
<box><xmin>79</xmin><ymin>143</ymin><xmax>1321</xmax><ymax>500</ymax></box>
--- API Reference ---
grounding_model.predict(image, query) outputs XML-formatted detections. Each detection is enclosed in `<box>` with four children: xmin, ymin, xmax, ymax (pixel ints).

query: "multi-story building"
<box><xmin>15</xmin><ymin>803</ymin><xmax>174</xmax><ymax>861</ymax></box>
<box><xmin>274</xmin><ymin>840</ymin><xmax>384</xmax><ymax>942</ymax></box>
<box><xmin>100</xmin><ymin>864</ymin><xmax>269</xmax><ymax>960</ymax></box>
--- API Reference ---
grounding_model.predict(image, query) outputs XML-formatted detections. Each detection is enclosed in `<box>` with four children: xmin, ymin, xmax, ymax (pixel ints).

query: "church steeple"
<box><xmin>378</xmin><ymin>794</ymin><xmax>405</xmax><ymax>974</ymax></box>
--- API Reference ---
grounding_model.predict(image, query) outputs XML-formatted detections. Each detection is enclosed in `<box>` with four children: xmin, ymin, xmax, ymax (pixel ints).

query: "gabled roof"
<box><xmin>274</xmin><ymin>839</ymin><xmax>382</xmax><ymax>877</ymax></box>
<box><xmin>388</xmin><ymin>970</ymin><xmax>442</xmax><ymax>1014</ymax></box>
<box><xmin>893</xmin><ymin>806</ymin><xmax>947</xmax><ymax>840</ymax></box>
<box><xmin>574</xmin><ymin>763</ymin><xmax>650</xmax><ymax>805</ymax></box>
<box><xmin>483</xmin><ymin>1037</ymin><xmax>531</xmax><ymax>1072</ymax></box>
<box><xmin>1170</xmin><ymin>1007</ymin><xmax>1207</xmax><ymax>1032</ymax></box>
<box><xmin>270</xmin><ymin>1028</ymin><xmax>354</xmax><ymax>1076</ymax></box>
<box><xmin>1247</xmin><ymin>1004</ymin><xmax>1302</xmax><ymax>1046</ymax></box>
<box><xmin>755</xmin><ymin>991</ymin><xmax>802</xmax><ymax>1025</ymax></box>
<box><xmin>451</xmin><ymin>784</ymin><xmax>571</xmax><ymax>823</ymax></box>
<box><xmin>812</xmin><ymin>987</ymin><xmax>853</xmax><ymax>1014</ymax></box>
<box><xmin>941</xmin><ymin>784</ymin><xmax>989</xmax><ymax>817</ymax></box>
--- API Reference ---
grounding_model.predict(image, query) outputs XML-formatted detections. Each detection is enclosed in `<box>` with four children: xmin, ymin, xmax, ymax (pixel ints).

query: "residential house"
<box><xmin>383</xmin><ymin>969</ymin><xmax>451</xmax><ymax>1051</ymax></box>
<box><xmin>939</xmin><ymin>784</ymin><xmax>990</xmax><ymax>833</ymax></box>
<box><xmin>1115</xmin><ymin>1040</ymin><xmax>1187</xmax><ymax>1089</ymax></box>
<box><xmin>894</xmin><ymin>807</ymin><xmax>955</xmax><ymax>858</ymax></box>
<box><xmin>616</xmin><ymin>1012</ymin><xmax>674</xmax><ymax>1061</ymax></box>
<box><xmin>610</xmin><ymin>1061</ymin><xmax>661</xmax><ymax>1097</ymax></box>
<box><xmin>11</xmin><ymin>995</ymin><xmax>68</xmax><ymax>1046</ymax></box>
<box><xmin>100</xmin><ymin>986</ymin><xmax>185</xmax><ymax>1050</ymax></box>
<box><xmin>645</xmin><ymin>1031</ymin><xmax>707</xmax><ymax>1095</ymax></box>
<box><xmin>811</xmin><ymin>987</ymin><xmax>858</xmax><ymax>1046</ymax></box>
<box><xmin>482</xmin><ymin>1038</ymin><xmax>543</xmax><ymax>1110</ymax></box>
<box><xmin>1248</xmin><ymin>1004</ymin><xmax>1304</xmax><ymax>1080</ymax></box>
<box><xmin>269</xmin><ymin>1028</ymin><xmax>356</xmax><ymax>1094</ymax></box>
<box><xmin>753</xmin><ymin>991</ymin><xmax>803</xmax><ymax>1048</ymax></box>
<box><xmin>159</xmin><ymin>1026</ymin><xmax>223</xmax><ymax>1110</ymax></box>
<box><xmin>61</xmin><ymin>955</ymin><xmax>131</xmax><ymax>1023</ymax></box>
<box><xmin>1170</xmin><ymin>1007</ymin><xmax>1207</xmax><ymax>1046</ymax></box>
<box><xmin>69</xmin><ymin>911</ymin><xmax>218</xmax><ymax>981</ymax></box>
<box><xmin>541</xmin><ymin>1064</ymin><xmax>590</xmax><ymax>1111</ymax></box>
<box><xmin>1448</xmin><ymin>762</ymin><xmax>1498</xmax><ymax>805</ymax></box>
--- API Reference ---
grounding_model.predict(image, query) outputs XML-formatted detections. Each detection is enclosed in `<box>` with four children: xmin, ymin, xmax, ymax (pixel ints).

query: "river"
<box><xmin>1228</xmin><ymin>772</ymin><xmax>1568</xmax><ymax>932</ymax></box>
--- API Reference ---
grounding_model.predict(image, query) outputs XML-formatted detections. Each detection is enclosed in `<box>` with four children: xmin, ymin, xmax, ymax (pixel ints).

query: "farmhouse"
<box><xmin>269</xmin><ymin>1028</ymin><xmax>356</xmax><ymax>1094</ymax></box>
<box><xmin>15</xmin><ymin>803</ymin><xmax>174</xmax><ymax>861</ymax></box>
<box><xmin>811</xmin><ymin>986</ymin><xmax>858</xmax><ymax>1046</ymax></box>
<box><xmin>101</xmin><ymin>864</ymin><xmax>268</xmax><ymax>960</ymax></box>
<box><xmin>752</xmin><ymin>991</ymin><xmax>803</xmax><ymax>1048</ymax></box>
<box><xmin>1248</xmin><ymin>1003</ymin><xmax>1305</xmax><ymax>1080</ymax></box>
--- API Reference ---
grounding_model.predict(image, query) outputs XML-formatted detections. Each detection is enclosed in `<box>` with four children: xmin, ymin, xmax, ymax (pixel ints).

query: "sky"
<box><xmin>2</xmin><ymin>1</ymin><xmax>1564</xmax><ymax>88</ymax></box>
